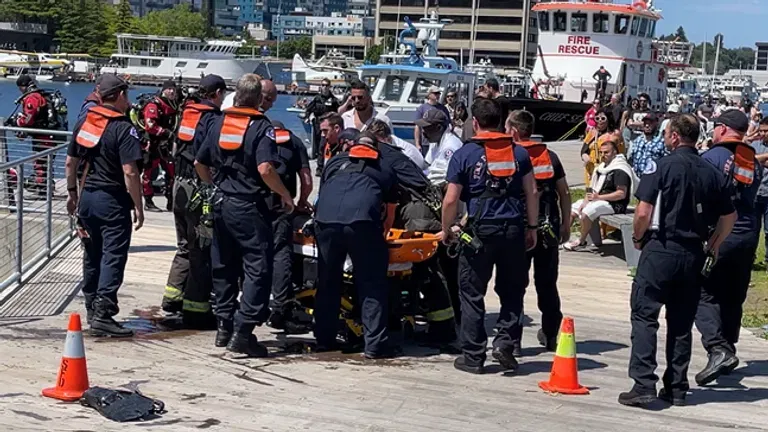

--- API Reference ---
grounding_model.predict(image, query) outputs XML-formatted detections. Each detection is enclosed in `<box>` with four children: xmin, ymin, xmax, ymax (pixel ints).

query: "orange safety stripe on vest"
<box><xmin>178</xmin><ymin>103</ymin><xmax>215</xmax><ymax>142</ymax></box>
<box><xmin>274</xmin><ymin>128</ymin><xmax>291</xmax><ymax>145</ymax></box>
<box><xmin>218</xmin><ymin>107</ymin><xmax>264</xmax><ymax>151</ymax></box>
<box><xmin>75</xmin><ymin>106</ymin><xmax>124</xmax><ymax>148</ymax></box>
<box><xmin>733</xmin><ymin>143</ymin><xmax>756</xmax><ymax>185</ymax></box>
<box><xmin>324</xmin><ymin>142</ymin><xmax>332</xmax><ymax>162</ymax></box>
<box><xmin>473</xmin><ymin>131</ymin><xmax>517</xmax><ymax>177</ymax></box>
<box><xmin>349</xmin><ymin>144</ymin><xmax>379</xmax><ymax>159</ymax></box>
<box><xmin>518</xmin><ymin>140</ymin><xmax>555</xmax><ymax>180</ymax></box>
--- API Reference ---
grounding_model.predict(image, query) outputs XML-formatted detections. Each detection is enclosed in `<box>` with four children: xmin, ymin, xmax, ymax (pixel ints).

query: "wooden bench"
<box><xmin>587</xmin><ymin>213</ymin><xmax>640</xmax><ymax>268</ymax></box>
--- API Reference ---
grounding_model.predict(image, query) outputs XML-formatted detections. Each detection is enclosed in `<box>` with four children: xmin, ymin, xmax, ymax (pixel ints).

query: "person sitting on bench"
<box><xmin>565</xmin><ymin>139</ymin><xmax>637</xmax><ymax>251</ymax></box>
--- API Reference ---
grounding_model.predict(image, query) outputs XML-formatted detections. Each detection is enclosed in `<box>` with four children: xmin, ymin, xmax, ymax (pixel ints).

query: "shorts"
<box><xmin>572</xmin><ymin>199</ymin><xmax>615</xmax><ymax>221</ymax></box>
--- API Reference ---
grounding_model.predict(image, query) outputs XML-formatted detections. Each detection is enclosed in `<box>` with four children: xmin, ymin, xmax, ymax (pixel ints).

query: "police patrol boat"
<box><xmin>359</xmin><ymin>12</ymin><xmax>477</xmax><ymax>141</ymax></box>
<box><xmin>100</xmin><ymin>33</ymin><xmax>261</xmax><ymax>84</ymax></box>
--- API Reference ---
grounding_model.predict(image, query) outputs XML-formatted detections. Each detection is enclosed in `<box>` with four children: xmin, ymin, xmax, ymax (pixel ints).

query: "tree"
<box><xmin>135</xmin><ymin>4</ymin><xmax>209</xmax><ymax>39</ymax></box>
<box><xmin>115</xmin><ymin>0</ymin><xmax>136</xmax><ymax>34</ymax></box>
<box><xmin>54</xmin><ymin>0</ymin><xmax>111</xmax><ymax>56</ymax></box>
<box><xmin>364</xmin><ymin>36</ymin><xmax>394</xmax><ymax>64</ymax></box>
<box><xmin>674</xmin><ymin>26</ymin><xmax>687</xmax><ymax>43</ymax></box>
<box><xmin>276</xmin><ymin>37</ymin><xmax>312</xmax><ymax>59</ymax></box>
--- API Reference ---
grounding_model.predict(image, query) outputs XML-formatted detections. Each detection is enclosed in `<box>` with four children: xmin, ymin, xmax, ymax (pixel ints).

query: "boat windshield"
<box><xmin>381</xmin><ymin>75</ymin><xmax>408</xmax><ymax>102</ymax></box>
<box><xmin>409</xmin><ymin>77</ymin><xmax>443</xmax><ymax>104</ymax></box>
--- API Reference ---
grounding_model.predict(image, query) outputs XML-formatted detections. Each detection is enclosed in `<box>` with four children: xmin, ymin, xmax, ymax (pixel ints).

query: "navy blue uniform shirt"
<box><xmin>314</xmin><ymin>149</ymin><xmax>398</xmax><ymax>225</ymax></box>
<box><xmin>702</xmin><ymin>143</ymin><xmax>762</xmax><ymax>237</ymax></box>
<box><xmin>379</xmin><ymin>143</ymin><xmax>430</xmax><ymax>191</ymax></box>
<box><xmin>445</xmin><ymin>140</ymin><xmax>533</xmax><ymax>222</ymax></box>
<box><xmin>274</xmin><ymin>130</ymin><xmax>310</xmax><ymax>199</ymax></box>
<box><xmin>635</xmin><ymin>146</ymin><xmax>735</xmax><ymax>246</ymax></box>
<box><xmin>67</xmin><ymin>106</ymin><xmax>143</xmax><ymax>199</ymax></box>
<box><xmin>196</xmin><ymin>114</ymin><xmax>278</xmax><ymax>200</ymax></box>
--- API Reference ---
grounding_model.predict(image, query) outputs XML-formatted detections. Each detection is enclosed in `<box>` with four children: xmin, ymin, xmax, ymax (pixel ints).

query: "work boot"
<box><xmin>182</xmin><ymin>310</ymin><xmax>217</xmax><ymax>330</ymax></box>
<box><xmin>453</xmin><ymin>356</ymin><xmax>485</xmax><ymax>374</ymax></box>
<box><xmin>161</xmin><ymin>298</ymin><xmax>182</xmax><ymax>314</ymax></box>
<box><xmin>215</xmin><ymin>319</ymin><xmax>233</xmax><ymax>347</ymax></box>
<box><xmin>144</xmin><ymin>197</ymin><xmax>161</xmax><ymax>212</ymax></box>
<box><xmin>165</xmin><ymin>193</ymin><xmax>173</xmax><ymax>212</ymax></box>
<box><xmin>511</xmin><ymin>340</ymin><xmax>522</xmax><ymax>357</ymax></box>
<box><xmin>364</xmin><ymin>345</ymin><xmax>403</xmax><ymax>360</ymax></box>
<box><xmin>617</xmin><ymin>388</ymin><xmax>657</xmax><ymax>407</ymax></box>
<box><xmin>84</xmin><ymin>295</ymin><xmax>95</xmax><ymax>325</ymax></box>
<box><xmin>90</xmin><ymin>297</ymin><xmax>134</xmax><ymax>338</ymax></box>
<box><xmin>226</xmin><ymin>333</ymin><xmax>268</xmax><ymax>358</ymax></box>
<box><xmin>658</xmin><ymin>388</ymin><xmax>686</xmax><ymax>406</ymax></box>
<box><xmin>492</xmin><ymin>346</ymin><xmax>519</xmax><ymax>371</ymax></box>
<box><xmin>268</xmin><ymin>309</ymin><xmax>311</xmax><ymax>334</ymax></box>
<box><xmin>695</xmin><ymin>347</ymin><xmax>739</xmax><ymax>386</ymax></box>
<box><xmin>537</xmin><ymin>328</ymin><xmax>558</xmax><ymax>352</ymax></box>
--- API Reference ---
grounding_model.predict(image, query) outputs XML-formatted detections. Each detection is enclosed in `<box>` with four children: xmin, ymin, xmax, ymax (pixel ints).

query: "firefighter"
<box><xmin>195</xmin><ymin>74</ymin><xmax>294</xmax><ymax>357</ymax></box>
<box><xmin>12</xmin><ymin>75</ymin><xmax>56</xmax><ymax>197</ymax></box>
<box><xmin>64</xmin><ymin>75</ymin><xmax>144</xmax><ymax>337</ymax></box>
<box><xmin>142</xmin><ymin>80</ymin><xmax>179</xmax><ymax>212</ymax></box>
<box><xmin>442</xmin><ymin>98</ymin><xmax>539</xmax><ymax>374</ymax></box>
<box><xmin>162</xmin><ymin>74</ymin><xmax>227</xmax><ymax>327</ymax></box>
<box><xmin>506</xmin><ymin>110</ymin><xmax>570</xmax><ymax>354</ymax></box>
<box><xmin>78</xmin><ymin>76</ymin><xmax>103</xmax><ymax>123</ymax></box>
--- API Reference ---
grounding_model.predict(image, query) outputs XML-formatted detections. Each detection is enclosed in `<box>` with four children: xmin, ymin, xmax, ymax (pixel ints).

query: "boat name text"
<box><xmin>557</xmin><ymin>36</ymin><xmax>600</xmax><ymax>56</ymax></box>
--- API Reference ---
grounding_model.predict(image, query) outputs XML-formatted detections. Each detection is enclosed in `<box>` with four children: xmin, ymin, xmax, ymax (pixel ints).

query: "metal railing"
<box><xmin>0</xmin><ymin>125</ymin><xmax>75</xmax><ymax>294</ymax></box>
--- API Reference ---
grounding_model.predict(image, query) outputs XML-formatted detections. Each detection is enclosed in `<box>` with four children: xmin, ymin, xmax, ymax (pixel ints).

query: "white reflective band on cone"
<box><xmin>63</xmin><ymin>330</ymin><xmax>85</xmax><ymax>358</ymax></box>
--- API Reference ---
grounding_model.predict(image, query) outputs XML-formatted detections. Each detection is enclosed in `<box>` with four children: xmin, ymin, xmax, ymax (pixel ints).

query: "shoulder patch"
<box><xmin>643</xmin><ymin>160</ymin><xmax>657</xmax><ymax>175</ymax></box>
<box><xmin>265</xmin><ymin>127</ymin><xmax>276</xmax><ymax>141</ymax></box>
<box><xmin>129</xmin><ymin>127</ymin><xmax>140</xmax><ymax>140</ymax></box>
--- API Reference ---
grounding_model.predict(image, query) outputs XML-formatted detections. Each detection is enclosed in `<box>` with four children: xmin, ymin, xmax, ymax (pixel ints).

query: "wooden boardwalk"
<box><xmin>1</xmin><ymin>148</ymin><xmax>767</xmax><ymax>431</ymax></box>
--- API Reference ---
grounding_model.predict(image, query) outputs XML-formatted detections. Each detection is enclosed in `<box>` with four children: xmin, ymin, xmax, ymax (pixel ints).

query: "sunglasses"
<box><xmin>595</xmin><ymin>116</ymin><xmax>608</xmax><ymax>121</ymax></box>
<box><xmin>350</xmin><ymin>95</ymin><xmax>365</xmax><ymax>101</ymax></box>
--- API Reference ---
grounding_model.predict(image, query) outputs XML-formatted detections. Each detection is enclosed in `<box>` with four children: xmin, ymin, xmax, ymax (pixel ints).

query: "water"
<box><xmin>0</xmin><ymin>80</ymin><xmax>309</xmax><ymax>144</ymax></box>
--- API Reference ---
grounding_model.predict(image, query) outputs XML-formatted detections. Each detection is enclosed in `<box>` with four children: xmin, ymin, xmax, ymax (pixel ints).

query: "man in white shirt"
<box><xmin>368</xmin><ymin>119</ymin><xmax>426</xmax><ymax>170</ymax></box>
<box><xmin>417</xmin><ymin>109</ymin><xmax>463</xmax><ymax>187</ymax></box>
<box><xmin>341</xmin><ymin>79</ymin><xmax>391</xmax><ymax>131</ymax></box>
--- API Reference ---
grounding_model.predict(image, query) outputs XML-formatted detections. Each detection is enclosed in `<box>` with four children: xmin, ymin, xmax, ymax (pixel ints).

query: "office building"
<box><xmin>273</xmin><ymin>11</ymin><xmax>372</xmax><ymax>40</ymax></box>
<box><xmin>375</xmin><ymin>0</ymin><xmax>537</xmax><ymax>68</ymax></box>
<box><xmin>755</xmin><ymin>42</ymin><xmax>768</xmax><ymax>71</ymax></box>
<box><xmin>121</xmin><ymin>0</ymin><xmax>198</xmax><ymax>17</ymax></box>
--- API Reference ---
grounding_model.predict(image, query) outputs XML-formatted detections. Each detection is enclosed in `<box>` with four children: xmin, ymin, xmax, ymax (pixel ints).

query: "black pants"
<box><xmin>165</xmin><ymin>178</ymin><xmax>213</xmax><ymax>314</ymax></box>
<box><xmin>695</xmin><ymin>234</ymin><xmax>758</xmax><ymax>355</ymax></box>
<box><xmin>211</xmin><ymin>196</ymin><xmax>273</xmax><ymax>335</ymax></box>
<box><xmin>437</xmin><ymin>245</ymin><xmax>461</xmax><ymax>325</ymax></box>
<box><xmin>315</xmin><ymin>221</ymin><xmax>389</xmax><ymax>355</ymax></box>
<box><xmin>629</xmin><ymin>240</ymin><xmax>704</xmax><ymax>394</ymax></box>
<box><xmin>412</xmin><ymin>258</ymin><xmax>456</xmax><ymax>335</ymax></box>
<box><xmin>312</xmin><ymin>124</ymin><xmax>324</xmax><ymax>170</ymax></box>
<box><xmin>271</xmin><ymin>212</ymin><xmax>294</xmax><ymax>311</ymax></box>
<box><xmin>79</xmin><ymin>189</ymin><xmax>133</xmax><ymax>310</ymax></box>
<box><xmin>514</xmin><ymin>235</ymin><xmax>563</xmax><ymax>341</ymax></box>
<box><xmin>458</xmin><ymin>224</ymin><xmax>527</xmax><ymax>366</ymax></box>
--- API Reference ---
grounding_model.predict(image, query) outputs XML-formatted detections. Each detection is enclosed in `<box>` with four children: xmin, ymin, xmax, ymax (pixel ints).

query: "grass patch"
<box><xmin>745</xmin><ymin>236</ymin><xmax>768</xmax><ymax>330</ymax></box>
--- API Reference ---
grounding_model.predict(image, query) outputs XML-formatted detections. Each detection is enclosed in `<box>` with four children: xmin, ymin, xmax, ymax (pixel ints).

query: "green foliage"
<box><xmin>276</xmin><ymin>37</ymin><xmax>312</xmax><ymax>59</ymax></box>
<box><xmin>365</xmin><ymin>36</ymin><xmax>394</xmax><ymax>64</ymax></box>
<box><xmin>134</xmin><ymin>4</ymin><xmax>209</xmax><ymax>39</ymax></box>
<box><xmin>55</xmin><ymin>0</ymin><xmax>111</xmax><ymax>56</ymax></box>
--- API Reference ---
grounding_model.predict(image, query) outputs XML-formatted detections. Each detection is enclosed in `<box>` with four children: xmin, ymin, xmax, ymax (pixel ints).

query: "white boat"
<box><xmin>463</xmin><ymin>58</ymin><xmax>496</xmax><ymax>87</ymax></box>
<box><xmin>360</xmin><ymin>12</ymin><xmax>476</xmax><ymax>141</ymax></box>
<box><xmin>100</xmin><ymin>33</ymin><xmax>260</xmax><ymax>84</ymax></box>
<box><xmin>531</xmin><ymin>0</ymin><xmax>671</xmax><ymax>109</ymax></box>
<box><xmin>291</xmin><ymin>50</ymin><xmax>359</xmax><ymax>87</ymax></box>
<box><xmin>716</xmin><ymin>76</ymin><xmax>759</xmax><ymax>104</ymax></box>
<box><xmin>0</xmin><ymin>50</ymin><xmax>69</xmax><ymax>70</ymax></box>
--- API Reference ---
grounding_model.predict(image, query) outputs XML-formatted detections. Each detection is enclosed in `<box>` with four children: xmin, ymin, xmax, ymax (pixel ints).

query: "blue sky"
<box><xmin>655</xmin><ymin>0</ymin><xmax>766</xmax><ymax>48</ymax></box>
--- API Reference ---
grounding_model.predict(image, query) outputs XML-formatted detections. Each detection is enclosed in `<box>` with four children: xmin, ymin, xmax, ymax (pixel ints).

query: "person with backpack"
<box><xmin>441</xmin><ymin>98</ymin><xmax>539</xmax><ymax>374</ymax></box>
<box><xmin>141</xmin><ymin>80</ymin><xmax>179</xmax><ymax>212</ymax></box>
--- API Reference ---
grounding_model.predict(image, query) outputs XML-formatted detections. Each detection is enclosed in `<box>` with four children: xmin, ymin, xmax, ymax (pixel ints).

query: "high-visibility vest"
<box><xmin>518</xmin><ymin>140</ymin><xmax>555</xmax><ymax>180</ymax></box>
<box><xmin>177</xmin><ymin>103</ymin><xmax>216</xmax><ymax>142</ymax></box>
<box><xmin>725</xmin><ymin>142</ymin><xmax>756</xmax><ymax>186</ymax></box>
<box><xmin>75</xmin><ymin>106</ymin><xmax>125</xmax><ymax>149</ymax></box>
<box><xmin>274</xmin><ymin>127</ymin><xmax>291</xmax><ymax>145</ymax></box>
<box><xmin>218</xmin><ymin>106</ymin><xmax>264</xmax><ymax>150</ymax></box>
<box><xmin>472</xmin><ymin>131</ymin><xmax>517</xmax><ymax>178</ymax></box>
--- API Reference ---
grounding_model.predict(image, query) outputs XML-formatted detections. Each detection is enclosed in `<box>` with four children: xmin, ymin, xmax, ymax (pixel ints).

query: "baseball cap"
<box><xmin>427</xmin><ymin>85</ymin><xmax>441</xmax><ymax>94</ymax></box>
<box><xmin>162</xmin><ymin>79</ymin><xmax>177</xmax><ymax>90</ymax></box>
<box><xmin>714</xmin><ymin>109</ymin><xmax>749</xmax><ymax>133</ymax></box>
<box><xmin>338</xmin><ymin>128</ymin><xmax>360</xmax><ymax>144</ymax></box>
<box><xmin>415</xmin><ymin>108</ymin><xmax>449</xmax><ymax>128</ymax></box>
<box><xmin>667</xmin><ymin>104</ymin><xmax>680</xmax><ymax>113</ymax></box>
<box><xmin>199</xmin><ymin>74</ymin><xmax>227</xmax><ymax>94</ymax></box>
<box><xmin>16</xmin><ymin>75</ymin><xmax>34</xmax><ymax>87</ymax></box>
<box><xmin>98</xmin><ymin>75</ymin><xmax>129</xmax><ymax>98</ymax></box>
<box><xmin>642</xmin><ymin>111</ymin><xmax>661</xmax><ymax>122</ymax></box>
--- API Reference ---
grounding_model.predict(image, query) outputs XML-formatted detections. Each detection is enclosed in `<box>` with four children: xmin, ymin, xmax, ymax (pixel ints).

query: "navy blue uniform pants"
<box><xmin>271</xmin><ymin>212</ymin><xmax>294</xmax><ymax>311</ymax></box>
<box><xmin>629</xmin><ymin>240</ymin><xmax>704</xmax><ymax>394</ymax></box>
<box><xmin>458</xmin><ymin>223</ymin><xmax>527</xmax><ymax>366</ymax></box>
<box><xmin>514</xmin><ymin>233</ymin><xmax>563</xmax><ymax>342</ymax></box>
<box><xmin>211</xmin><ymin>196</ymin><xmax>273</xmax><ymax>335</ymax></box>
<box><xmin>314</xmin><ymin>221</ymin><xmax>389</xmax><ymax>355</ymax></box>
<box><xmin>79</xmin><ymin>189</ymin><xmax>133</xmax><ymax>308</ymax></box>
<box><xmin>695</xmin><ymin>234</ymin><xmax>758</xmax><ymax>355</ymax></box>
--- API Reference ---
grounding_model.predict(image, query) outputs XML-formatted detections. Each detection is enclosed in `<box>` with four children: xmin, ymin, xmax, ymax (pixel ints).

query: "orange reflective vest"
<box><xmin>349</xmin><ymin>144</ymin><xmax>379</xmax><ymax>160</ymax></box>
<box><xmin>274</xmin><ymin>127</ymin><xmax>291</xmax><ymax>145</ymax></box>
<box><xmin>473</xmin><ymin>131</ymin><xmax>517</xmax><ymax>178</ymax></box>
<box><xmin>518</xmin><ymin>140</ymin><xmax>555</xmax><ymax>180</ymax></box>
<box><xmin>177</xmin><ymin>103</ymin><xmax>216</xmax><ymax>142</ymax></box>
<box><xmin>218</xmin><ymin>106</ymin><xmax>264</xmax><ymax>150</ymax></box>
<box><xmin>75</xmin><ymin>106</ymin><xmax>125</xmax><ymax>149</ymax></box>
<box><xmin>730</xmin><ymin>143</ymin><xmax>756</xmax><ymax>186</ymax></box>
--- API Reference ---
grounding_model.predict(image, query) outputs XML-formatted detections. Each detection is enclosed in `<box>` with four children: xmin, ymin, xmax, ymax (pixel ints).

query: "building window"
<box><xmin>538</xmin><ymin>11</ymin><xmax>550</xmax><ymax>31</ymax></box>
<box><xmin>528</xmin><ymin>33</ymin><xmax>537</xmax><ymax>43</ymax></box>
<box><xmin>553</xmin><ymin>12</ymin><xmax>567</xmax><ymax>32</ymax></box>
<box><xmin>476</xmin><ymin>32</ymin><xmax>521</xmax><ymax>41</ymax></box>
<box><xmin>571</xmin><ymin>13</ymin><xmax>587</xmax><ymax>32</ymax></box>
<box><xmin>639</xmin><ymin>18</ymin><xmax>649</xmax><ymax>38</ymax></box>
<box><xmin>630</xmin><ymin>16</ymin><xmax>639</xmax><ymax>36</ymax></box>
<box><xmin>593</xmin><ymin>13</ymin><xmax>609</xmax><ymax>33</ymax></box>
<box><xmin>175</xmin><ymin>61</ymin><xmax>187</xmax><ymax>67</ymax></box>
<box><xmin>197</xmin><ymin>62</ymin><xmax>209</xmax><ymax>68</ymax></box>
<box><xmin>478</xmin><ymin>0</ymin><xmax>522</xmax><ymax>7</ymax></box>
<box><xmin>615</xmin><ymin>14</ymin><xmax>630</xmax><ymax>34</ymax></box>
<box><xmin>477</xmin><ymin>16</ymin><xmax>522</xmax><ymax>25</ymax></box>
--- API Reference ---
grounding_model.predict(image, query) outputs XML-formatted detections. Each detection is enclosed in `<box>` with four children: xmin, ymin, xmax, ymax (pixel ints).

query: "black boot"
<box><xmin>215</xmin><ymin>319</ymin><xmax>233</xmax><ymax>347</ymax></box>
<box><xmin>537</xmin><ymin>328</ymin><xmax>558</xmax><ymax>352</ymax></box>
<box><xmin>618</xmin><ymin>388</ymin><xmax>657</xmax><ymax>407</ymax></box>
<box><xmin>492</xmin><ymin>346</ymin><xmax>519</xmax><ymax>371</ymax></box>
<box><xmin>182</xmin><ymin>310</ymin><xmax>217</xmax><ymax>330</ymax></box>
<box><xmin>226</xmin><ymin>332</ymin><xmax>268</xmax><ymax>358</ymax></box>
<box><xmin>161</xmin><ymin>298</ymin><xmax>182</xmax><ymax>314</ymax></box>
<box><xmin>144</xmin><ymin>197</ymin><xmax>161</xmax><ymax>212</ymax></box>
<box><xmin>84</xmin><ymin>295</ymin><xmax>95</xmax><ymax>325</ymax></box>
<box><xmin>658</xmin><ymin>388</ymin><xmax>686</xmax><ymax>406</ymax></box>
<box><xmin>695</xmin><ymin>347</ymin><xmax>739</xmax><ymax>386</ymax></box>
<box><xmin>165</xmin><ymin>192</ymin><xmax>173</xmax><ymax>212</ymax></box>
<box><xmin>454</xmin><ymin>356</ymin><xmax>485</xmax><ymax>374</ymax></box>
<box><xmin>90</xmin><ymin>297</ymin><xmax>134</xmax><ymax>338</ymax></box>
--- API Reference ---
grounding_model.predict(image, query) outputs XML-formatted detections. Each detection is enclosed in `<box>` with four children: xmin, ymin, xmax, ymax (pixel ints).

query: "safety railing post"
<box><xmin>45</xmin><ymin>153</ymin><xmax>53</xmax><ymax>255</ymax></box>
<box><xmin>15</xmin><ymin>164</ymin><xmax>23</xmax><ymax>284</ymax></box>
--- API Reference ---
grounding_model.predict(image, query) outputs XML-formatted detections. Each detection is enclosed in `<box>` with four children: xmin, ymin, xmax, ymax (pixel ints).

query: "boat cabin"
<box><xmin>531</xmin><ymin>0</ymin><xmax>668</xmax><ymax>109</ymax></box>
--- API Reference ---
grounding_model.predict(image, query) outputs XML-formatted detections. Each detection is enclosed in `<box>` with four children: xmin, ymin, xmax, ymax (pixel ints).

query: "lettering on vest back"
<box><xmin>75</xmin><ymin>106</ymin><xmax>123</xmax><ymax>149</ymax></box>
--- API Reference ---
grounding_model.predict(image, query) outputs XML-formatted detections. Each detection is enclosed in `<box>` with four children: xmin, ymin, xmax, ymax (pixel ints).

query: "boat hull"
<box><xmin>506</xmin><ymin>98</ymin><xmax>588</xmax><ymax>141</ymax></box>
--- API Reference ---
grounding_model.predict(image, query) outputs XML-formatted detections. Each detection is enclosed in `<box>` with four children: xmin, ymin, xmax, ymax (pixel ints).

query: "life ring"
<box><xmin>658</xmin><ymin>68</ymin><xmax>665</xmax><ymax>83</ymax></box>
<box><xmin>633</xmin><ymin>0</ymin><xmax>647</xmax><ymax>9</ymax></box>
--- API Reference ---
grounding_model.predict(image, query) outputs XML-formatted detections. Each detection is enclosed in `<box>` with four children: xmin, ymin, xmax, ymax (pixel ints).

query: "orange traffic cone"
<box><xmin>42</xmin><ymin>313</ymin><xmax>90</xmax><ymax>401</ymax></box>
<box><xmin>538</xmin><ymin>317</ymin><xmax>589</xmax><ymax>395</ymax></box>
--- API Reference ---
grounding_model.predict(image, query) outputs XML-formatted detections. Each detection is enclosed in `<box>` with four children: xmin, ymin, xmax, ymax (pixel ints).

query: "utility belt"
<box><xmin>174</xmin><ymin>156</ymin><xmax>196</xmax><ymax>179</ymax></box>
